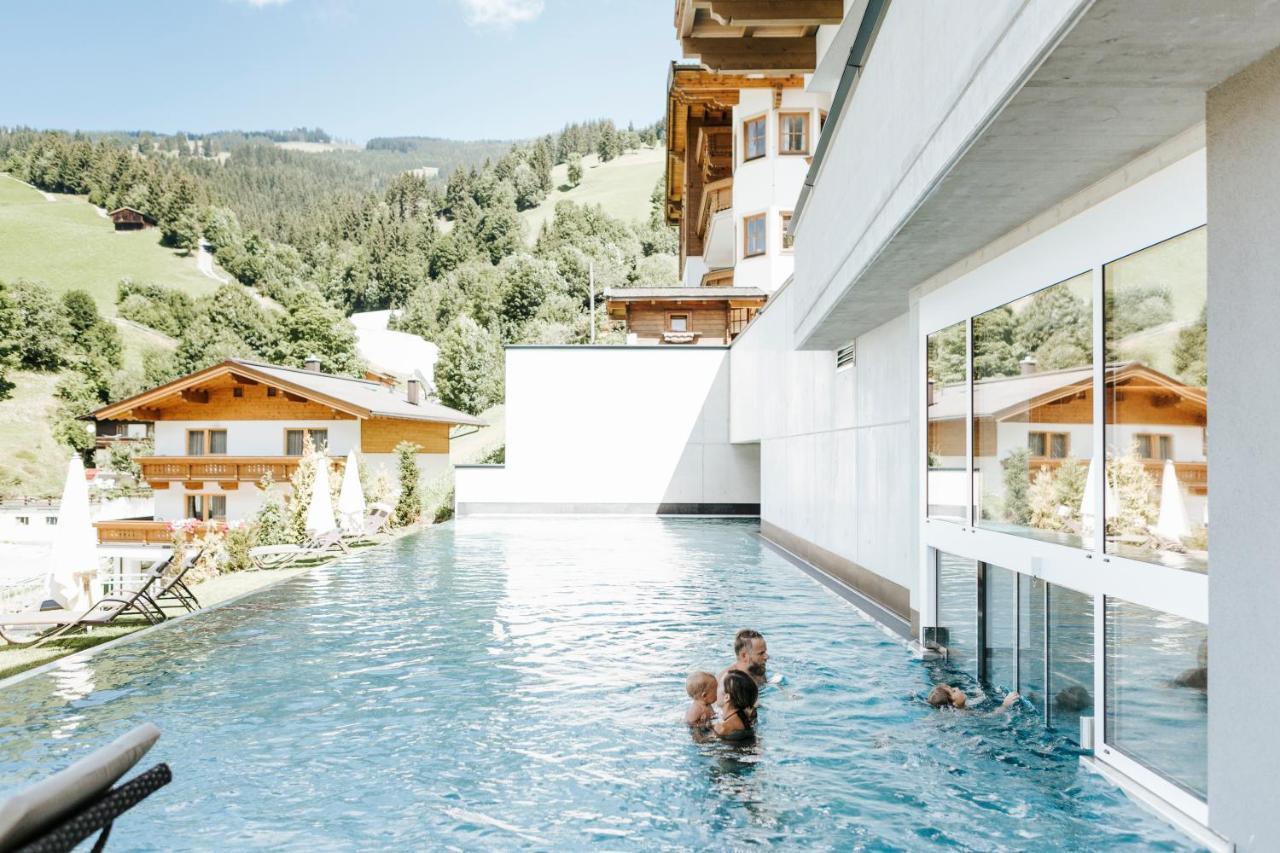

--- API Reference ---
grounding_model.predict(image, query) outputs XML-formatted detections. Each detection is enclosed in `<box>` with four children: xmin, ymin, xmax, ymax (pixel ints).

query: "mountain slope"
<box><xmin>520</xmin><ymin>147</ymin><xmax>663</xmax><ymax>242</ymax></box>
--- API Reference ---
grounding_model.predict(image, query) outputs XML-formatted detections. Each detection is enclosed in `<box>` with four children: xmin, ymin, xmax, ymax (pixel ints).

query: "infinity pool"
<box><xmin>0</xmin><ymin>518</ymin><xmax>1196</xmax><ymax>850</ymax></box>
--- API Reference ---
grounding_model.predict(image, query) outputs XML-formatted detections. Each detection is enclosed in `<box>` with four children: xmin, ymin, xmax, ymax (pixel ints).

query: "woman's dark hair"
<box><xmin>723</xmin><ymin>671</ymin><xmax>758</xmax><ymax>729</ymax></box>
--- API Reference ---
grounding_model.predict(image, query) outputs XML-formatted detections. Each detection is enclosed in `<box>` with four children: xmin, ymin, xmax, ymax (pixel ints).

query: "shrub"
<box><xmin>393</xmin><ymin>441</ymin><xmax>422</xmax><ymax>527</ymax></box>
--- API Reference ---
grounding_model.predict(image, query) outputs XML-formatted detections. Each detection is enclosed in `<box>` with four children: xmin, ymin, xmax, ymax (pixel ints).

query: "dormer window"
<box><xmin>743</xmin><ymin>116</ymin><xmax>766</xmax><ymax>162</ymax></box>
<box><xmin>779</xmin><ymin>113</ymin><xmax>809</xmax><ymax>155</ymax></box>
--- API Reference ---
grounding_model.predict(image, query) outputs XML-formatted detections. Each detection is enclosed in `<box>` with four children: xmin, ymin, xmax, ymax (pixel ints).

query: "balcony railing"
<box><xmin>137</xmin><ymin>455</ymin><xmax>344</xmax><ymax>486</ymax></box>
<box><xmin>696</xmin><ymin>178</ymin><xmax>733</xmax><ymax>240</ymax></box>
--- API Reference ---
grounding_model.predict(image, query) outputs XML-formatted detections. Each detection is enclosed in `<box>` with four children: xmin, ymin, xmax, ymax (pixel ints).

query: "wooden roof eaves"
<box><xmin>989</xmin><ymin>364</ymin><xmax>1207</xmax><ymax>423</ymax></box>
<box><xmin>91</xmin><ymin>360</ymin><xmax>372</xmax><ymax>421</ymax></box>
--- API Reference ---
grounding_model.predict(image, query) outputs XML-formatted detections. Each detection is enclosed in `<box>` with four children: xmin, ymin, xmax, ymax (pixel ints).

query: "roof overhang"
<box><xmin>675</xmin><ymin>1</ymin><xmax>842</xmax><ymax>72</ymax></box>
<box><xmin>92</xmin><ymin>361</ymin><xmax>371</xmax><ymax>422</ymax></box>
<box><xmin>794</xmin><ymin>0</ymin><xmax>1280</xmax><ymax>349</ymax></box>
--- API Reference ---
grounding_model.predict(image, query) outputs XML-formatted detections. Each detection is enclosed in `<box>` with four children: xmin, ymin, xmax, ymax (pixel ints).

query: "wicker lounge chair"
<box><xmin>0</xmin><ymin>723</ymin><xmax>169</xmax><ymax>852</ymax></box>
<box><xmin>248</xmin><ymin>529</ymin><xmax>349</xmax><ymax>570</ymax></box>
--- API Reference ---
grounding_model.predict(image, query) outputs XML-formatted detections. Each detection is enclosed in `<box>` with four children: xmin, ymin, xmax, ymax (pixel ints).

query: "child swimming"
<box><xmin>685</xmin><ymin>671</ymin><xmax>718</xmax><ymax>727</ymax></box>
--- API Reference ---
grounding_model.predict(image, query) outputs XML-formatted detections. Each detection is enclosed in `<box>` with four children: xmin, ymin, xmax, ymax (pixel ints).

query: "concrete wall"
<box><xmin>455</xmin><ymin>347</ymin><xmax>760</xmax><ymax>515</ymax></box>
<box><xmin>1206</xmin><ymin>44</ymin><xmax>1280</xmax><ymax>852</ymax></box>
<box><xmin>154</xmin><ymin>420</ymin><xmax>361</xmax><ymax>456</ymax></box>
<box><xmin>730</xmin><ymin>283</ymin><xmax>919</xmax><ymax>624</ymax></box>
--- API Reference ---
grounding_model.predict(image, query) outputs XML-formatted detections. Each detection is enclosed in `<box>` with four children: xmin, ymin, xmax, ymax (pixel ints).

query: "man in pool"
<box><xmin>719</xmin><ymin>629</ymin><xmax>769</xmax><ymax>691</ymax></box>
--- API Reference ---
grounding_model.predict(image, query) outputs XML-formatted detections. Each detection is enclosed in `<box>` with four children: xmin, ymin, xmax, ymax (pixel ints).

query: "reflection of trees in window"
<box><xmin>972</xmin><ymin>306</ymin><xmax>1019</xmax><ymax>379</ymax></box>
<box><xmin>1000</xmin><ymin>448</ymin><xmax>1031</xmax><ymax>525</ymax></box>
<box><xmin>1173</xmin><ymin>305</ymin><xmax>1207</xmax><ymax>386</ymax></box>
<box><xmin>1016</xmin><ymin>285</ymin><xmax>1092</xmax><ymax>370</ymax></box>
<box><xmin>927</xmin><ymin>322</ymin><xmax>967</xmax><ymax>386</ymax></box>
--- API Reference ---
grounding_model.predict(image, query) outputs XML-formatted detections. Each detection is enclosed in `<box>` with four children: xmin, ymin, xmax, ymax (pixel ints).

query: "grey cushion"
<box><xmin>0</xmin><ymin>723</ymin><xmax>160</xmax><ymax>848</ymax></box>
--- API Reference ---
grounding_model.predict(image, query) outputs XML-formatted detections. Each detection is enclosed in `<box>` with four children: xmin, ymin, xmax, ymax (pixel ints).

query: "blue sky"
<box><xmin>1</xmin><ymin>0</ymin><xmax>679</xmax><ymax>142</ymax></box>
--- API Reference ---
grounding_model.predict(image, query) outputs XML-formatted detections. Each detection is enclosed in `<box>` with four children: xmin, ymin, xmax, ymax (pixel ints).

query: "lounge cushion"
<box><xmin>0</xmin><ymin>723</ymin><xmax>160</xmax><ymax>849</ymax></box>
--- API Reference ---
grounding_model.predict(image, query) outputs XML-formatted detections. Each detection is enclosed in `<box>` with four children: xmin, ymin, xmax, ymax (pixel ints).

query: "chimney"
<box><xmin>406</xmin><ymin>378</ymin><xmax>421</xmax><ymax>406</ymax></box>
<box><xmin>1020</xmin><ymin>356</ymin><xmax>1038</xmax><ymax>376</ymax></box>
<box><xmin>304</xmin><ymin>355</ymin><xmax>322</xmax><ymax>373</ymax></box>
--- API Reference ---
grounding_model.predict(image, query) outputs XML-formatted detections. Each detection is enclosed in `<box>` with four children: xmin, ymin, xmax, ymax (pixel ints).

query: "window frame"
<box><xmin>284</xmin><ymin>427</ymin><xmax>330</xmax><ymax>456</ymax></box>
<box><xmin>666</xmin><ymin>312</ymin><xmax>691</xmax><ymax>333</ymax></box>
<box><xmin>186</xmin><ymin>428</ymin><xmax>228</xmax><ymax>456</ymax></box>
<box><xmin>1027</xmin><ymin>430</ymin><xmax>1071</xmax><ymax>460</ymax></box>
<box><xmin>742</xmin><ymin>114</ymin><xmax>767</xmax><ymax>163</ymax></box>
<box><xmin>743</xmin><ymin>213</ymin><xmax>767</xmax><ymax>258</ymax></box>
<box><xmin>780</xmin><ymin>211</ymin><xmax>795</xmax><ymax>252</ymax></box>
<box><xmin>778</xmin><ymin>111</ymin><xmax>810</xmax><ymax>156</ymax></box>
<box><xmin>1134</xmin><ymin>432</ymin><xmax>1174</xmax><ymax>461</ymax></box>
<box><xmin>185</xmin><ymin>492</ymin><xmax>228</xmax><ymax>522</ymax></box>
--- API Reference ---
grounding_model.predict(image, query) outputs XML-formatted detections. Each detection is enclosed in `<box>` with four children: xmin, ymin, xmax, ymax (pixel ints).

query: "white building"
<box><xmin>458</xmin><ymin>1</ymin><xmax>1280</xmax><ymax>847</ymax></box>
<box><xmin>91</xmin><ymin>358</ymin><xmax>481</xmax><ymax>544</ymax></box>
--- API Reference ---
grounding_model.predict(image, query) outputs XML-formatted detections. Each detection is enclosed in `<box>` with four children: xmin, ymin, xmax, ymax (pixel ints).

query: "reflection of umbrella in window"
<box><xmin>1080</xmin><ymin>458</ymin><xmax>1117</xmax><ymax>546</ymax></box>
<box><xmin>1153</xmin><ymin>458</ymin><xmax>1191</xmax><ymax>541</ymax></box>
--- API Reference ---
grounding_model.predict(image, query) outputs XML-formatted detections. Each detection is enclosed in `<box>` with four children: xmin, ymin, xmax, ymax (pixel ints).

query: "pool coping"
<box><xmin>0</xmin><ymin>562</ymin><xmax>325</xmax><ymax>693</ymax></box>
<box><xmin>757</xmin><ymin>534</ymin><xmax>914</xmax><ymax>643</ymax></box>
<box><xmin>1079</xmin><ymin>756</ymin><xmax>1231</xmax><ymax>853</ymax></box>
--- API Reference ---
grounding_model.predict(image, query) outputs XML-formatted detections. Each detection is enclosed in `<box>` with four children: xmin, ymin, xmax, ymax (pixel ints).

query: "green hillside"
<box><xmin>521</xmin><ymin>147</ymin><xmax>663</xmax><ymax>242</ymax></box>
<box><xmin>0</xmin><ymin>174</ymin><xmax>219</xmax><ymax>315</ymax></box>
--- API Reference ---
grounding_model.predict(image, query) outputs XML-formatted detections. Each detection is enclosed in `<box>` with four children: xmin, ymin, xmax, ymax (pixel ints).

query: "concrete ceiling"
<box><xmin>801</xmin><ymin>0</ymin><xmax>1280</xmax><ymax>348</ymax></box>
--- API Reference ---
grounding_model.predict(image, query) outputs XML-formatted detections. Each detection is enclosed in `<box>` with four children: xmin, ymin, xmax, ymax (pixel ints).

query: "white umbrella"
<box><xmin>304</xmin><ymin>457</ymin><xmax>338</xmax><ymax>536</ymax></box>
<box><xmin>1153</xmin><ymin>459</ymin><xmax>1191</xmax><ymax>541</ymax></box>
<box><xmin>337</xmin><ymin>450</ymin><xmax>366</xmax><ymax>533</ymax></box>
<box><xmin>45</xmin><ymin>457</ymin><xmax>96</xmax><ymax>612</ymax></box>
<box><xmin>1079</xmin><ymin>457</ymin><xmax>1116</xmax><ymax>545</ymax></box>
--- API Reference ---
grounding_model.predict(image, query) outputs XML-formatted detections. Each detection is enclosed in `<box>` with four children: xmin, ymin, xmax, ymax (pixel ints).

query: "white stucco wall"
<box><xmin>455</xmin><ymin>347</ymin><xmax>759</xmax><ymax>514</ymax></box>
<box><xmin>154</xmin><ymin>420</ymin><xmax>361</xmax><ymax>457</ymax></box>
<box><xmin>730</xmin><ymin>282</ymin><xmax>919</xmax><ymax>616</ymax></box>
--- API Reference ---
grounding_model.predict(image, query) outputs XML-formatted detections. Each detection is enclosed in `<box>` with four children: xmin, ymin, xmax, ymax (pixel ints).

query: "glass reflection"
<box><xmin>1103</xmin><ymin>227</ymin><xmax>1208</xmax><ymax>573</ymax></box>
<box><xmin>936</xmin><ymin>552</ymin><xmax>977</xmax><ymax>679</ymax></box>
<box><xmin>1105</xmin><ymin>597</ymin><xmax>1208</xmax><ymax>797</ymax></box>
<box><xmin>1018</xmin><ymin>575</ymin><xmax>1046</xmax><ymax>716</ymax></box>
<box><xmin>1047</xmin><ymin>585</ymin><xmax>1094</xmax><ymax>742</ymax></box>
<box><xmin>982</xmin><ymin>565</ymin><xmax>1016</xmax><ymax>693</ymax></box>
<box><xmin>973</xmin><ymin>273</ymin><xmax>1093</xmax><ymax>546</ymax></box>
<box><xmin>927</xmin><ymin>321</ymin><xmax>968</xmax><ymax>522</ymax></box>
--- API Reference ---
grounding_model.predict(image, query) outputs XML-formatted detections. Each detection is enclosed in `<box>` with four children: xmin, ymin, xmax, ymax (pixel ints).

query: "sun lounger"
<box><xmin>148</xmin><ymin>548</ymin><xmax>203</xmax><ymax>614</ymax></box>
<box><xmin>0</xmin><ymin>723</ymin><xmax>169</xmax><ymax>852</ymax></box>
<box><xmin>0</xmin><ymin>559</ymin><xmax>170</xmax><ymax>647</ymax></box>
<box><xmin>345</xmin><ymin>502</ymin><xmax>394</xmax><ymax>541</ymax></box>
<box><xmin>248</xmin><ymin>529</ymin><xmax>349</xmax><ymax>570</ymax></box>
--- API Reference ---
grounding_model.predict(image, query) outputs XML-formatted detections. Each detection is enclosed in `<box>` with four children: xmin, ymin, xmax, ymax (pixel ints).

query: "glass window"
<box><xmin>310</xmin><ymin>429</ymin><xmax>328</xmax><ymax>453</ymax></box>
<box><xmin>285</xmin><ymin>429</ymin><xmax>305</xmax><ymax>456</ymax></box>
<box><xmin>927</xmin><ymin>321</ymin><xmax>967</xmax><ymax>523</ymax></box>
<box><xmin>743</xmin><ymin>116</ymin><xmax>766</xmax><ymax>161</ymax></box>
<box><xmin>669</xmin><ymin>314</ymin><xmax>689</xmax><ymax>332</ymax></box>
<box><xmin>779</xmin><ymin>113</ymin><xmax>808</xmax><ymax>154</ymax></box>
<box><xmin>209</xmin><ymin>495</ymin><xmax>227</xmax><ymax>521</ymax></box>
<box><xmin>186</xmin><ymin>494</ymin><xmax>204</xmax><ymax>520</ymax></box>
<box><xmin>936</xmin><ymin>552</ymin><xmax>978</xmax><ymax>679</ymax></box>
<box><xmin>45</xmin><ymin>516</ymin><xmax>56</xmax><ymax>526</ymax></box>
<box><xmin>1047</xmin><ymin>585</ymin><xmax>1094</xmax><ymax>742</ymax></box>
<box><xmin>780</xmin><ymin>211</ymin><xmax>794</xmax><ymax>250</ymax></box>
<box><xmin>982</xmin><ymin>564</ymin><xmax>1017</xmax><ymax>693</ymax></box>
<box><xmin>744</xmin><ymin>214</ymin><xmax>766</xmax><ymax>257</ymax></box>
<box><xmin>1019</xmin><ymin>575</ymin><xmax>1046</xmax><ymax>717</ymax></box>
<box><xmin>209</xmin><ymin>430</ymin><xmax>228</xmax><ymax>455</ymax></box>
<box><xmin>187</xmin><ymin>431</ymin><xmax>205</xmax><ymax>456</ymax></box>
<box><xmin>973</xmin><ymin>273</ymin><xmax>1092</xmax><ymax>547</ymax></box>
<box><xmin>16</xmin><ymin>516</ymin><xmax>28</xmax><ymax>525</ymax></box>
<box><xmin>1105</xmin><ymin>597</ymin><xmax>1208</xmax><ymax>798</ymax></box>
<box><xmin>1103</xmin><ymin>227</ymin><xmax>1207</xmax><ymax>573</ymax></box>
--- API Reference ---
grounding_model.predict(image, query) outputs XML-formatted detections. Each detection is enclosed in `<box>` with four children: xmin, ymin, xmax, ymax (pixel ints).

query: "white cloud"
<box><xmin>460</xmin><ymin>0</ymin><xmax>544</xmax><ymax>28</ymax></box>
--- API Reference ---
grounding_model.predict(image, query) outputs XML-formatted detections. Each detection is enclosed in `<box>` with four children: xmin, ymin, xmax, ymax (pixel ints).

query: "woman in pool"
<box><xmin>714</xmin><ymin>670</ymin><xmax>759</xmax><ymax>740</ymax></box>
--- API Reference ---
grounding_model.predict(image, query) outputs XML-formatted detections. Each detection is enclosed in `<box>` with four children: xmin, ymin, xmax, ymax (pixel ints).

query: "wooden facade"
<box><xmin>361</xmin><ymin>417</ymin><xmax>450</xmax><ymax>454</ymax></box>
<box><xmin>108</xmin><ymin>207</ymin><xmax>157</xmax><ymax>231</ymax></box>
<box><xmin>607</xmin><ymin>294</ymin><xmax>765</xmax><ymax>345</ymax></box>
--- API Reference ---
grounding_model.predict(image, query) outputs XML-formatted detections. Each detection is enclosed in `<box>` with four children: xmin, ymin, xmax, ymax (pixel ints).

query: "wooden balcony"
<box><xmin>137</xmin><ymin>455</ymin><xmax>344</xmax><ymax>489</ymax></box>
<box><xmin>696</xmin><ymin>177</ymin><xmax>733</xmax><ymax>240</ymax></box>
<box><xmin>95</xmin><ymin>520</ymin><xmax>183</xmax><ymax>545</ymax></box>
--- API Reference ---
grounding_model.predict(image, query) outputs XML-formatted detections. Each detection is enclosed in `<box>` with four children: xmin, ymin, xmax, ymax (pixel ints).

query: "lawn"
<box><xmin>520</xmin><ymin>147</ymin><xmax>663</xmax><ymax>242</ymax></box>
<box><xmin>0</xmin><ymin>372</ymin><xmax>65</xmax><ymax>497</ymax></box>
<box><xmin>0</xmin><ymin>174</ymin><xmax>219</xmax><ymax>315</ymax></box>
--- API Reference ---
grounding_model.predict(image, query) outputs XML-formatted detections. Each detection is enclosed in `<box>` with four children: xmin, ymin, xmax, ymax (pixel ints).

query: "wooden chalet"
<box><xmin>605</xmin><ymin>287</ymin><xmax>766</xmax><ymax>345</ymax></box>
<box><xmin>108</xmin><ymin>207</ymin><xmax>157</xmax><ymax>231</ymax></box>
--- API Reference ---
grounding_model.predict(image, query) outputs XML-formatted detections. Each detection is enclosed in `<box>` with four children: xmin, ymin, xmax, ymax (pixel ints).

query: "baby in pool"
<box><xmin>684</xmin><ymin>671</ymin><xmax>717</xmax><ymax>727</ymax></box>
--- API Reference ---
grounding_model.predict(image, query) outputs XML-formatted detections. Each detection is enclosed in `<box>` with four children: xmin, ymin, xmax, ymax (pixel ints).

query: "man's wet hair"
<box><xmin>734</xmin><ymin>629</ymin><xmax>763</xmax><ymax>657</ymax></box>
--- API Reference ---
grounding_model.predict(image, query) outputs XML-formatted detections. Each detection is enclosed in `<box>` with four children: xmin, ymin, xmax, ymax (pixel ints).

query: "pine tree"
<box><xmin>286</xmin><ymin>434</ymin><xmax>319</xmax><ymax>543</ymax></box>
<box><xmin>1106</xmin><ymin>444</ymin><xmax>1158</xmax><ymax>537</ymax></box>
<box><xmin>433</xmin><ymin>315</ymin><xmax>504</xmax><ymax>415</ymax></box>
<box><xmin>567</xmin><ymin>153</ymin><xmax>583</xmax><ymax>188</ymax></box>
<box><xmin>1001</xmin><ymin>448</ymin><xmax>1032</xmax><ymax>525</ymax></box>
<box><xmin>393</xmin><ymin>441</ymin><xmax>423</xmax><ymax>526</ymax></box>
<box><xmin>253</xmin><ymin>474</ymin><xmax>291</xmax><ymax>546</ymax></box>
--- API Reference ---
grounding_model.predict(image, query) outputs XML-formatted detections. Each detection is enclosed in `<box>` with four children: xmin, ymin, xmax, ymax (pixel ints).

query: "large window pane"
<box><xmin>1048</xmin><ymin>585</ymin><xmax>1094</xmax><ymax>742</ymax></box>
<box><xmin>973</xmin><ymin>273</ymin><xmax>1092</xmax><ymax>547</ymax></box>
<box><xmin>927</xmin><ymin>322</ymin><xmax>967</xmax><ymax>522</ymax></box>
<box><xmin>1018</xmin><ymin>575</ymin><xmax>1046</xmax><ymax>717</ymax></box>
<box><xmin>936</xmin><ymin>552</ymin><xmax>977</xmax><ymax>679</ymax></box>
<box><xmin>1103</xmin><ymin>227</ymin><xmax>1208</xmax><ymax>573</ymax></box>
<box><xmin>982</xmin><ymin>564</ymin><xmax>1016</xmax><ymax>693</ymax></box>
<box><xmin>1105</xmin><ymin>597</ymin><xmax>1208</xmax><ymax>798</ymax></box>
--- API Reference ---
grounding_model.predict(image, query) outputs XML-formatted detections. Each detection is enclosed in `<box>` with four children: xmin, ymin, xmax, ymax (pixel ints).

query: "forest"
<box><xmin>0</xmin><ymin>117</ymin><xmax>673</xmax><ymax>437</ymax></box>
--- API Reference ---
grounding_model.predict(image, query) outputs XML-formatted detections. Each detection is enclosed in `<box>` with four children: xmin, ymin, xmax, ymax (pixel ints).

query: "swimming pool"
<box><xmin>0</xmin><ymin>518</ymin><xmax>1198</xmax><ymax>850</ymax></box>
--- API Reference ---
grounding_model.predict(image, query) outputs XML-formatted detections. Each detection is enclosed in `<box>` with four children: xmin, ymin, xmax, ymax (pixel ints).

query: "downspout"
<box><xmin>792</xmin><ymin>0</ymin><xmax>892</xmax><ymax>232</ymax></box>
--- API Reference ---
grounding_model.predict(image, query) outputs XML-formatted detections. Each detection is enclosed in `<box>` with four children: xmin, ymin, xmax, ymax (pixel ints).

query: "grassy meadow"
<box><xmin>521</xmin><ymin>146</ymin><xmax>663</xmax><ymax>242</ymax></box>
<box><xmin>0</xmin><ymin>174</ymin><xmax>218</xmax><ymax>315</ymax></box>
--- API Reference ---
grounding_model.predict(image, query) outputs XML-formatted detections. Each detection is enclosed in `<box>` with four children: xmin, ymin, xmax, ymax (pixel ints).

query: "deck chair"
<box><xmin>0</xmin><ymin>723</ymin><xmax>169</xmax><ymax>853</ymax></box>
<box><xmin>0</xmin><ymin>560</ymin><xmax>169</xmax><ymax>648</ymax></box>
<box><xmin>148</xmin><ymin>548</ymin><xmax>204</xmax><ymax>614</ymax></box>
<box><xmin>344</xmin><ymin>503</ymin><xmax>393</xmax><ymax>542</ymax></box>
<box><xmin>248</xmin><ymin>529</ymin><xmax>349</xmax><ymax>570</ymax></box>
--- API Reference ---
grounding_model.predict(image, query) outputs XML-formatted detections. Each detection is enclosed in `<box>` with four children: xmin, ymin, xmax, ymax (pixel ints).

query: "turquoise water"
<box><xmin>0</xmin><ymin>518</ymin><xmax>1197</xmax><ymax>850</ymax></box>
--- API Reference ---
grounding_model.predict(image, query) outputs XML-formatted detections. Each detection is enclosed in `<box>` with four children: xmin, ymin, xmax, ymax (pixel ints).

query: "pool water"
<box><xmin>0</xmin><ymin>518</ymin><xmax>1198</xmax><ymax>850</ymax></box>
